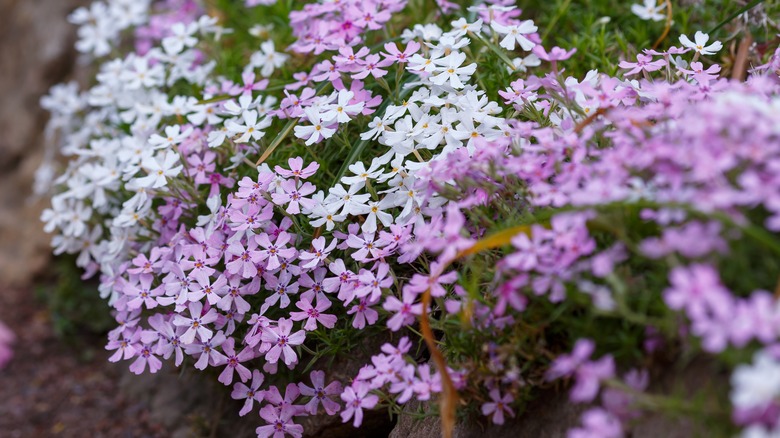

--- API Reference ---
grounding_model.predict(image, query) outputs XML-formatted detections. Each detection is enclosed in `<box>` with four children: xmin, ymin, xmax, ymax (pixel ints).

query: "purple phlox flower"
<box><xmin>256</xmin><ymin>404</ymin><xmax>304</xmax><ymax>438</ymax></box>
<box><xmin>232</xmin><ymin>369</ymin><xmax>265</xmax><ymax>416</ymax></box>
<box><xmin>271</xmin><ymin>179</ymin><xmax>316</xmax><ymax>215</ymax></box>
<box><xmin>106</xmin><ymin>327</ymin><xmax>141</xmax><ymax>362</ymax></box>
<box><xmin>404</xmin><ymin>262</ymin><xmax>458</xmax><ymax>298</ymax></box>
<box><xmin>356</xmin><ymin>262</ymin><xmax>393</xmax><ymax>301</ymax></box>
<box><xmin>290</xmin><ymin>295</ymin><xmax>338</xmax><ymax>330</ymax></box>
<box><xmin>663</xmin><ymin>264</ymin><xmax>733</xmax><ymax>320</ymax></box>
<box><xmin>128</xmin><ymin>329</ymin><xmax>163</xmax><ymax>375</ymax></box>
<box><xmin>546</xmin><ymin>338</ymin><xmax>595</xmax><ymax>381</ymax></box>
<box><xmin>173</xmin><ymin>301</ymin><xmax>219</xmax><ymax>344</ymax></box>
<box><xmin>568</xmin><ymin>408</ymin><xmax>623</xmax><ymax>438</ymax></box>
<box><xmin>256</xmin><ymin>231</ymin><xmax>297</xmax><ymax>271</ymax></box>
<box><xmin>260</xmin><ymin>318</ymin><xmax>306</xmax><ymax>366</ymax></box>
<box><xmin>299</xmin><ymin>236</ymin><xmax>337</xmax><ymax>269</ymax></box>
<box><xmin>618</xmin><ymin>54</ymin><xmax>666</xmax><ymax>76</ymax></box>
<box><xmin>298</xmin><ymin>370</ymin><xmax>343</xmax><ymax>415</ymax></box>
<box><xmin>218</xmin><ymin>337</ymin><xmax>255</xmax><ymax>385</ymax></box>
<box><xmin>340</xmin><ymin>381</ymin><xmax>379</xmax><ymax>428</ymax></box>
<box><xmin>383</xmin><ymin>288</ymin><xmax>422</xmax><ymax>331</ymax></box>
<box><xmin>481</xmin><ymin>388</ymin><xmax>515</xmax><ymax>425</ymax></box>
<box><xmin>184</xmin><ymin>331</ymin><xmax>227</xmax><ymax>370</ymax></box>
<box><xmin>571</xmin><ymin>355</ymin><xmax>615</xmax><ymax>402</ymax></box>
<box><xmin>347</xmin><ymin>296</ymin><xmax>379</xmax><ymax>329</ymax></box>
<box><xmin>190</xmin><ymin>271</ymin><xmax>228</xmax><ymax>306</ymax></box>
<box><xmin>533</xmin><ymin>45</ymin><xmax>577</xmax><ymax>62</ymax></box>
<box><xmin>275</xmin><ymin>156</ymin><xmax>319</xmax><ymax>179</ymax></box>
<box><xmin>264</xmin><ymin>272</ymin><xmax>300</xmax><ymax>309</ymax></box>
<box><xmin>148</xmin><ymin>313</ymin><xmax>186</xmax><ymax>366</ymax></box>
<box><xmin>412</xmin><ymin>364</ymin><xmax>442</xmax><ymax>401</ymax></box>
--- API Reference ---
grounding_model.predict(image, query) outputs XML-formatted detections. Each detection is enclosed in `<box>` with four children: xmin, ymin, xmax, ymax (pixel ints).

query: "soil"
<box><xmin>0</xmin><ymin>288</ymin><xmax>167</xmax><ymax>438</ymax></box>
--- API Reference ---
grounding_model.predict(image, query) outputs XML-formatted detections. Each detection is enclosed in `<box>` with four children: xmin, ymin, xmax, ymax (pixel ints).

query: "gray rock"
<box><xmin>0</xmin><ymin>0</ymin><xmax>88</xmax><ymax>287</ymax></box>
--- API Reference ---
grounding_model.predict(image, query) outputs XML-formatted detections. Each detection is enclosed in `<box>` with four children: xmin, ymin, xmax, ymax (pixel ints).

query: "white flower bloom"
<box><xmin>631</xmin><ymin>0</ymin><xmax>666</xmax><ymax>22</ymax></box>
<box><xmin>679</xmin><ymin>31</ymin><xmax>723</xmax><ymax>56</ymax></box>
<box><xmin>249</xmin><ymin>40</ymin><xmax>289</xmax><ymax>77</ymax></box>
<box><xmin>225</xmin><ymin>109</ymin><xmax>271</xmax><ymax>143</ymax></box>
<box><xmin>136</xmin><ymin>150</ymin><xmax>183</xmax><ymax>189</ymax></box>
<box><xmin>731</xmin><ymin>352</ymin><xmax>780</xmax><ymax>411</ymax></box>
<box><xmin>490</xmin><ymin>20</ymin><xmax>537</xmax><ymax>51</ymax></box>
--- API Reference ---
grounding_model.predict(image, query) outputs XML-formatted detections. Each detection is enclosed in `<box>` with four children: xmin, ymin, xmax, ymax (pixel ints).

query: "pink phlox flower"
<box><xmin>347</xmin><ymin>297</ymin><xmax>379</xmax><ymax>329</ymax></box>
<box><xmin>546</xmin><ymin>338</ymin><xmax>595</xmax><ymax>381</ymax></box>
<box><xmin>124</xmin><ymin>274</ymin><xmax>163</xmax><ymax>310</ymax></box>
<box><xmin>356</xmin><ymin>262</ymin><xmax>393</xmax><ymax>301</ymax></box>
<box><xmin>256</xmin><ymin>231</ymin><xmax>297</xmax><ymax>271</ymax></box>
<box><xmin>274</xmin><ymin>156</ymin><xmax>320</xmax><ymax>179</ymax></box>
<box><xmin>232</xmin><ymin>369</ymin><xmax>265</xmax><ymax>416</ymax></box>
<box><xmin>618</xmin><ymin>54</ymin><xmax>666</xmax><ymax>76</ymax></box>
<box><xmin>264</xmin><ymin>272</ymin><xmax>300</xmax><ymax>309</ymax></box>
<box><xmin>289</xmin><ymin>295</ymin><xmax>338</xmax><ymax>330</ymax></box>
<box><xmin>260</xmin><ymin>318</ymin><xmax>306</xmax><ymax>366</ymax></box>
<box><xmin>256</xmin><ymin>404</ymin><xmax>304</xmax><ymax>438</ymax></box>
<box><xmin>533</xmin><ymin>45</ymin><xmax>577</xmax><ymax>62</ymax></box>
<box><xmin>403</xmin><ymin>263</ymin><xmax>458</xmax><ymax>298</ymax></box>
<box><xmin>298</xmin><ymin>370</ymin><xmax>343</xmax><ymax>415</ymax></box>
<box><xmin>271</xmin><ymin>179</ymin><xmax>316</xmax><ymax>214</ymax></box>
<box><xmin>382</xmin><ymin>41</ymin><xmax>421</xmax><ymax>64</ymax></box>
<box><xmin>568</xmin><ymin>408</ymin><xmax>623</xmax><ymax>438</ymax></box>
<box><xmin>412</xmin><ymin>364</ymin><xmax>442</xmax><ymax>401</ymax></box>
<box><xmin>481</xmin><ymin>388</ymin><xmax>515</xmax><ymax>425</ymax></box>
<box><xmin>383</xmin><ymin>288</ymin><xmax>422</xmax><ymax>331</ymax></box>
<box><xmin>299</xmin><ymin>236</ymin><xmax>337</xmax><ymax>270</ymax></box>
<box><xmin>174</xmin><ymin>301</ymin><xmax>219</xmax><ymax>344</ymax></box>
<box><xmin>218</xmin><ymin>337</ymin><xmax>255</xmax><ymax>385</ymax></box>
<box><xmin>340</xmin><ymin>381</ymin><xmax>379</xmax><ymax>428</ymax></box>
<box><xmin>264</xmin><ymin>382</ymin><xmax>305</xmax><ymax>417</ymax></box>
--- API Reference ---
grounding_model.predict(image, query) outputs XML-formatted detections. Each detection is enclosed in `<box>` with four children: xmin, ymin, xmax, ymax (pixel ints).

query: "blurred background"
<box><xmin>0</xmin><ymin>1</ymin><xmax>170</xmax><ymax>436</ymax></box>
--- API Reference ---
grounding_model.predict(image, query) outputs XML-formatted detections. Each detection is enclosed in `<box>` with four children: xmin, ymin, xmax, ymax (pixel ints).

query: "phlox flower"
<box><xmin>568</xmin><ymin>408</ymin><xmax>623</xmax><ymax>438</ymax></box>
<box><xmin>218</xmin><ymin>337</ymin><xmax>255</xmax><ymax>385</ymax></box>
<box><xmin>431</xmin><ymin>52</ymin><xmax>477</xmax><ymax>89</ymax></box>
<box><xmin>490</xmin><ymin>20</ymin><xmax>537</xmax><ymax>51</ymax></box>
<box><xmin>348</xmin><ymin>297</ymin><xmax>379</xmax><ymax>329</ymax></box>
<box><xmin>382</xmin><ymin>41</ymin><xmax>420</xmax><ymax>64</ymax></box>
<box><xmin>128</xmin><ymin>331</ymin><xmax>163</xmax><ymax>375</ymax></box>
<box><xmin>289</xmin><ymin>296</ymin><xmax>337</xmax><ymax>331</ymax></box>
<box><xmin>255</xmin><ymin>404</ymin><xmax>304</xmax><ymax>438</ymax></box>
<box><xmin>260</xmin><ymin>318</ymin><xmax>306</xmax><ymax>366</ymax></box>
<box><xmin>137</xmin><ymin>151</ymin><xmax>183</xmax><ymax>189</ymax></box>
<box><xmin>226</xmin><ymin>109</ymin><xmax>271</xmax><ymax>143</ymax></box>
<box><xmin>298</xmin><ymin>236</ymin><xmax>337</xmax><ymax>269</ymax></box>
<box><xmin>274</xmin><ymin>157</ymin><xmax>319</xmax><ymax>179</ymax></box>
<box><xmin>298</xmin><ymin>370</ymin><xmax>343</xmax><ymax>415</ymax></box>
<box><xmin>618</xmin><ymin>54</ymin><xmax>667</xmax><ymax>76</ymax></box>
<box><xmin>382</xmin><ymin>288</ymin><xmax>422</xmax><ymax>331</ymax></box>
<box><xmin>232</xmin><ymin>369</ymin><xmax>265</xmax><ymax>416</ymax></box>
<box><xmin>184</xmin><ymin>331</ymin><xmax>227</xmax><ymax>370</ymax></box>
<box><xmin>631</xmin><ymin>0</ymin><xmax>666</xmax><ymax>22</ymax></box>
<box><xmin>679</xmin><ymin>31</ymin><xmax>723</xmax><ymax>56</ymax></box>
<box><xmin>173</xmin><ymin>301</ymin><xmax>219</xmax><ymax>344</ymax></box>
<box><xmin>294</xmin><ymin>107</ymin><xmax>336</xmax><ymax>145</ymax></box>
<box><xmin>481</xmin><ymin>388</ymin><xmax>515</xmax><ymax>425</ymax></box>
<box><xmin>271</xmin><ymin>179</ymin><xmax>316</xmax><ymax>214</ymax></box>
<box><xmin>340</xmin><ymin>381</ymin><xmax>379</xmax><ymax>428</ymax></box>
<box><xmin>321</xmin><ymin>90</ymin><xmax>364</xmax><ymax>124</ymax></box>
<box><xmin>356</xmin><ymin>263</ymin><xmax>393</xmax><ymax>301</ymax></box>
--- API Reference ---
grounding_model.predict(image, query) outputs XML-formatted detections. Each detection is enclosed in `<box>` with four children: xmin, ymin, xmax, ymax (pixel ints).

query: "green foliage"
<box><xmin>36</xmin><ymin>255</ymin><xmax>114</xmax><ymax>340</ymax></box>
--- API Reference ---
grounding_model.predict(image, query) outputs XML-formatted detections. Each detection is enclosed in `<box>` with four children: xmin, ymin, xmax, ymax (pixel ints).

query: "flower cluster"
<box><xmin>38</xmin><ymin>0</ymin><xmax>780</xmax><ymax>437</ymax></box>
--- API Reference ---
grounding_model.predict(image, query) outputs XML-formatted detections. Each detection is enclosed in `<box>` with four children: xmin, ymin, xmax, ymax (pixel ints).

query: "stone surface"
<box><xmin>0</xmin><ymin>0</ymin><xmax>87</xmax><ymax>286</ymax></box>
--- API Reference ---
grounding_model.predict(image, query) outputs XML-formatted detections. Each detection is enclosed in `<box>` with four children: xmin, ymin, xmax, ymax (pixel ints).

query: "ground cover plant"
<box><xmin>35</xmin><ymin>0</ymin><xmax>780</xmax><ymax>436</ymax></box>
